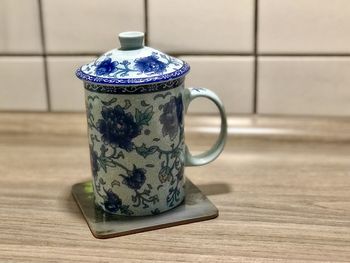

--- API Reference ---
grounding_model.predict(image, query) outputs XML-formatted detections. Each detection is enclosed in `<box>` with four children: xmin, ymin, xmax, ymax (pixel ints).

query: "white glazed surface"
<box><xmin>85</xmin><ymin>83</ymin><xmax>186</xmax><ymax>216</ymax></box>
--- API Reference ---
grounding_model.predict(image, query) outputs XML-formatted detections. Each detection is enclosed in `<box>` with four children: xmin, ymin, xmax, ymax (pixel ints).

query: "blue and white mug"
<box><xmin>76</xmin><ymin>32</ymin><xmax>227</xmax><ymax>216</ymax></box>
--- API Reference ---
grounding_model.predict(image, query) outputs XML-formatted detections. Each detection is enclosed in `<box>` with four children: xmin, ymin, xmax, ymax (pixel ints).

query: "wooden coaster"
<box><xmin>72</xmin><ymin>178</ymin><xmax>218</xmax><ymax>239</ymax></box>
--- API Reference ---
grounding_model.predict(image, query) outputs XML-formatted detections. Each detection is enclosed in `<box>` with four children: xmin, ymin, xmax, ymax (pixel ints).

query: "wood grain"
<box><xmin>0</xmin><ymin>113</ymin><xmax>350</xmax><ymax>262</ymax></box>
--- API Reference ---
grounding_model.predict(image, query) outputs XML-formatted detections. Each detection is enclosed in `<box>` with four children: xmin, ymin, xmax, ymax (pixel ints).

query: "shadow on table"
<box><xmin>196</xmin><ymin>183</ymin><xmax>231</xmax><ymax>196</ymax></box>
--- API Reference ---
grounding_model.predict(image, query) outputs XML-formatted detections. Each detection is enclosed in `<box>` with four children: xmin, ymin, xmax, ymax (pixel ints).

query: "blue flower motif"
<box><xmin>104</xmin><ymin>189</ymin><xmax>123</xmax><ymax>213</ymax></box>
<box><xmin>134</xmin><ymin>54</ymin><xmax>167</xmax><ymax>74</ymax></box>
<box><xmin>151</xmin><ymin>208</ymin><xmax>160</xmax><ymax>215</ymax></box>
<box><xmin>95</xmin><ymin>58</ymin><xmax>117</xmax><ymax>75</ymax></box>
<box><xmin>176</xmin><ymin>165</ymin><xmax>184</xmax><ymax>181</ymax></box>
<box><xmin>121</xmin><ymin>165</ymin><xmax>146</xmax><ymax>190</ymax></box>
<box><xmin>159</xmin><ymin>95</ymin><xmax>183</xmax><ymax>140</ymax></box>
<box><xmin>97</xmin><ymin>105</ymin><xmax>141</xmax><ymax>151</ymax></box>
<box><xmin>175</xmin><ymin>95</ymin><xmax>183</xmax><ymax>122</ymax></box>
<box><xmin>89</xmin><ymin>145</ymin><xmax>99</xmax><ymax>178</ymax></box>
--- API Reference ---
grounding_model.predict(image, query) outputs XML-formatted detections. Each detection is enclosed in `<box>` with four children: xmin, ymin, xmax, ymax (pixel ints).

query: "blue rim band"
<box><xmin>76</xmin><ymin>62</ymin><xmax>190</xmax><ymax>86</ymax></box>
<box><xmin>84</xmin><ymin>77</ymin><xmax>185</xmax><ymax>94</ymax></box>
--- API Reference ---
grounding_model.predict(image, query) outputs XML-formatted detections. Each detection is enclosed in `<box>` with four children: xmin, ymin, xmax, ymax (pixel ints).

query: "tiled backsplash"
<box><xmin>1</xmin><ymin>0</ymin><xmax>350</xmax><ymax>116</ymax></box>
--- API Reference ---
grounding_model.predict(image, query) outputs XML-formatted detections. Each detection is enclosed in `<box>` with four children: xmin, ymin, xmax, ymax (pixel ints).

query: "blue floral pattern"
<box><xmin>103</xmin><ymin>189</ymin><xmax>132</xmax><ymax>215</ymax></box>
<box><xmin>120</xmin><ymin>165</ymin><xmax>146</xmax><ymax>190</ymax></box>
<box><xmin>89</xmin><ymin>145</ymin><xmax>99</xmax><ymax>178</ymax></box>
<box><xmin>134</xmin><ymin>54</ymin><xmax>166</xmax><ymax>74</ymax></box>
<box><xmin>95</xmin><ymin>58</ymin><xmax>117</xmax><ymax>75</ymax></box>
<box><xmin>159</xmin><ymin>94</ymin><xmax>183</xmax><ymax>140</ymax></box>
<box><xmin>97</xmin><ymin>105</ymin><xmax>141</xmax><ymax>152</ymax></box>
<box><xmin>77</xmin><ymin>47</ymin><xmax>190</xmax><ymax>85</ymax></box>
<box><xmin>93</xmin><ymin>52</ymin><xmax>174</xmax><ymax>78</ymax></box>
<box><xmin>87</xmin><ymin>89</ymin><xmax>185</xmax><ymax>215</ymax></box>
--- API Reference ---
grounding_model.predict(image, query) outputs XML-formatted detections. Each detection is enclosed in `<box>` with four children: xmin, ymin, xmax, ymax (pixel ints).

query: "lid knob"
<box><xmin>118</xmin><ymin>31</ymin><xmax>144</xmax><ymax>50</ymax></box>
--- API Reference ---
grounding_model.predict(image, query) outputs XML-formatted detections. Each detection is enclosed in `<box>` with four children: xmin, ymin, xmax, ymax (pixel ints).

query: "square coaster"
<box><xmin>72</xmin><ymin>178</ymin><xmax>218</xmax><ymax>239</ymax></box>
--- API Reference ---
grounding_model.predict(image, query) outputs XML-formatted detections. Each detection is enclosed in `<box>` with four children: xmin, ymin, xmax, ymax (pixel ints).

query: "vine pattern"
<box><xmin>88</xmin><ymin>95</ymin><xmax>159</xmax><ymax>215</ymax></box>
<box><xmin>135</xmin><ymin>92</ymin><xmax>185</xmax><ymax>208</ymax></box>
<box><xmin>87</xmin><ymin>91</ymin><xmax>185</xmax><ymax>215</ymax></box>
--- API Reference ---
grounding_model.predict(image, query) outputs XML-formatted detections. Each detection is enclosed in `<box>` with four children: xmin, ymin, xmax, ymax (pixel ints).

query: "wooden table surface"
<box><xmin>1</xmin><ymin>113</ymin><xmax>350</xmax><ymax>262</ymax></box>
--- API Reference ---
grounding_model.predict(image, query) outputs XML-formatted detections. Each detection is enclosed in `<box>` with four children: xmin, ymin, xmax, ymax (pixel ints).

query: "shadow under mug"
<box><xmin>84</xmin><ymin>78</ymin><xmax>227</xmax><ymax>216</ymax></box>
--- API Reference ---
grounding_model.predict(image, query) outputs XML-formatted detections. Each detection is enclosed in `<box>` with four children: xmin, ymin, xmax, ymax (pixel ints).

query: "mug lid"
<box><xmin>76</xmin><ymin>31</ymin><xmax>190</xmax><ymax>85</ymax></box>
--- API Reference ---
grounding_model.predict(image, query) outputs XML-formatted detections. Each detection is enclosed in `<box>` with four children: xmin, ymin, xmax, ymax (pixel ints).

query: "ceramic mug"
<box><xmin>76</xmin><ymin>32</ymin><xmax>227</xmax><ymax>216</ymax></box>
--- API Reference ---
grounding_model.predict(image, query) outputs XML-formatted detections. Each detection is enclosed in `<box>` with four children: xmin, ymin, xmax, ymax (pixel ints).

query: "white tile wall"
<box><xmin>148</xmin><ymin>0</ymin><xmax>254</xmax><ymax>54</ymax></box>
<box><xmin>0</xmin><ymin>57</ymin><xmax>47</xmax><ymax>111</ymax></box>
<box><xmin>42</xmin><ymin>0</ymin><xmax>145</xmax><ymax>54</ymax></box>
<box><xmin>259</xmin><ymin>0</ymin><xmax>350</xmax><ymax>53</ymax></box>
<box><xmin>2</xmin><ymin>0</ymin><xmax>350</xmax><ymax>116</ymax></box>
<box><xmin>0</xmin><ymin>0</ymin><xmax>42</xmax><ymax>53</ymax></box>
<box><xmin>47</xmin><ymin>56</ymin><xmax>96</xmax><ymax>111</ymax></box>
<box><xmin>258</xmin><ymin>57</ymin><xmax>350</xmax><ymax>116</ymax></box>
<box><xmin>179</xmin><ymin>56</ymin><xmax>254</xmax><ymax>113</ymax></box>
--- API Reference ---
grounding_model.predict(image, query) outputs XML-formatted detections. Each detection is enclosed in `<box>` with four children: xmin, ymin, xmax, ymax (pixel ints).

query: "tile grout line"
<box><xmin>144</xmin><ymin>0</ymin><xmax>149</xmax><ymax>46</ymax></box>
<box><xmin>3</xmin><ymin>53</ymin><xmax>350</xmax><ymax>57</ymax></box>
<box><xmin>0</xmin><ymin>53</ymin><xmax>252</xmax><ymax>56</ymax></box>
<box><xmin>38</xmin><ymin>0</ymin><xmax>51</xmax><ymax>112</ymax></box>
<box><xmin>253</xmin><ymin>0</ymin><xmax>259</xmax><ymax>114</ymax></box>
<box><xmin>258</xmin><ymin>53</ymin><xmax>350</xmax><ymax>57</ymax></box>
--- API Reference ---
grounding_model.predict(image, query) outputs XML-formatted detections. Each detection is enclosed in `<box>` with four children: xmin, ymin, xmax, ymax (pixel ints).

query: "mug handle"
<box><xmin>183</xmin><ymin>87</ymin><xmax>227</xmax><ymax>166</ymax></box>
